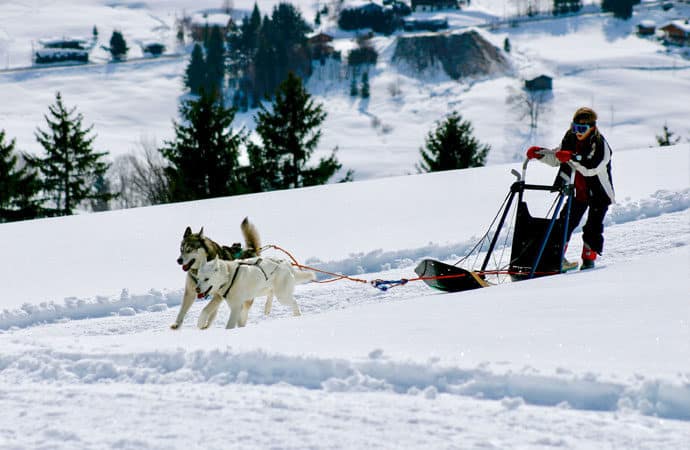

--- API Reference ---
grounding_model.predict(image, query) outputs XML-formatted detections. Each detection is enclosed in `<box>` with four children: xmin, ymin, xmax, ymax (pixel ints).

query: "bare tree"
<box><xmin>109</xmin><ymin>137</ymin><xmax>171</xmax><ymax>209</ymax></box>
<box><xmin>506</xmin><ymin>85</ymin><xmax>552</xmax><ymax>133</ymax></box>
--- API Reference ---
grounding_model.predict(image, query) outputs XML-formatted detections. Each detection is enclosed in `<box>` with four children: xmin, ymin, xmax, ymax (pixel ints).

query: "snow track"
<box><xmin>1</xmin><ymin>191</ymin><xmax>688</xmax><ymax>331</ymax></box>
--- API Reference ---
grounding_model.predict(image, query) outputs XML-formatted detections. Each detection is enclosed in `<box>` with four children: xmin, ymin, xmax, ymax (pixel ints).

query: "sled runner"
<box><xmin>415</xmin><ymin>159</ymin><xmax>574</xmax><ymax>292</ymax></box>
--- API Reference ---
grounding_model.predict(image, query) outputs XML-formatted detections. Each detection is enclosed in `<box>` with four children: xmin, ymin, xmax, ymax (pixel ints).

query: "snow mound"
<box><xmin>2</xmin><ymin>347</ymin><xmax>689</xmax><ymax>421</ymax></box>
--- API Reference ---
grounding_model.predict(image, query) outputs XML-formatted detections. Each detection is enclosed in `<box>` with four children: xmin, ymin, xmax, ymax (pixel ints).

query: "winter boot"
<box><xmin>580</xmin><ymin>244</ymin><xmax>597</xmax><ymax>270</ymax></box>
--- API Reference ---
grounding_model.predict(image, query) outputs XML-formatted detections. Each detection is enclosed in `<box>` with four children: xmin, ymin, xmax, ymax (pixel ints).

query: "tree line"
<box><xmin>1</xmin><ymin>1</ymin><xmax>498</xmax><ymax>224</ymax></box>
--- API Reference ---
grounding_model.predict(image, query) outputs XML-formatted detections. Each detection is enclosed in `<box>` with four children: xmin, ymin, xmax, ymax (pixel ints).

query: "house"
<box><xmin>142</xmin><ymin>42</ymin><xmax>166</xmax><ymax>56</ymax></box>
<box><xmin>402</xmin><ymin>17</ymin><xmax>449</xmax><ymax>31</ymax></box>
<box><xmin>637</xmin><ymin>20</ymin><xmax>656</xmax><ymax>36</ymax></box>
<box><xmin>411</xmin><ymin>0</ymin><xmax>458</xmax><ymax>12</ymax></box>
<box><xmin>34</xmin><ymin>49</ymin><xmax>89</xmax><ymax>64</ymax></box>
<box><xmin>525</xmin><ymin>75</ymin><xmax>552</xmax><ymax>91</ymax></box>
<box><xmin>308</xmin><ymin>32</ymin><xmax>336</xmax><ymax>60</ymax></box>
<box><xmin>660</xmin><ymin>20</ymin><xmax>690</xmax><ymax>45</ymax></box>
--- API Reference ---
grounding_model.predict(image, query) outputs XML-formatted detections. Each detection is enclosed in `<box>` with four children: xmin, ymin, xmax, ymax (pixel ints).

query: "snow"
<box><xmin>1</xmin><ymin>0</ymin><xmax>690</xmax><ymax>448</ymax></box>
<box><xmin>1</xmin><ymin>142</ymin><xmax>689</xmax><ymax>447</ymax></box>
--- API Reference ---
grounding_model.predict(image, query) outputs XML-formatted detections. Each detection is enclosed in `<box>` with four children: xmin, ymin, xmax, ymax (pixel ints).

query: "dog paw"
<box><xmin>170</xmin><ymin>323</ymin><xmax>180</xmax><ymax>330</ymax></box>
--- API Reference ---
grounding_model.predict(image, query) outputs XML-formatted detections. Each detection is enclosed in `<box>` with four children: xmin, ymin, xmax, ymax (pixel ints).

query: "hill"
<box><xmin>0</xmin><ymin>143</ymin><xmax>688</xmax><ymax>448</ymax></box>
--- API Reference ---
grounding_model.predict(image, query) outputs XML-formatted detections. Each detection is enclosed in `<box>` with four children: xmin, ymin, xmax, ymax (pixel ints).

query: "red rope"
<box><xmin>262</xmin><ymin>244</ymin><xmax>559</xmax><ymax>288</ymax></box>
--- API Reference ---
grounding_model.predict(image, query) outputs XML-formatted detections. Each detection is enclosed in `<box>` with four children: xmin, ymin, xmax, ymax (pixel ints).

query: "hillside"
<box><xmin>1</xmin><ymin>0</ymin><xmax>689</xmax><ymax>183</ymax></box>
<box><xmin>0</xmin><ymin>144</ymin><xmax>689</xmax><ymax>448</ymax></box>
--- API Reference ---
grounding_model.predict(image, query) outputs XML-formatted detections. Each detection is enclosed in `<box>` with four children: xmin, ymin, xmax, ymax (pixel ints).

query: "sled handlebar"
<box><xmin>514</xmin><ymin>158</ymin><xmax>574</xmax><ymax>194</ymax></box>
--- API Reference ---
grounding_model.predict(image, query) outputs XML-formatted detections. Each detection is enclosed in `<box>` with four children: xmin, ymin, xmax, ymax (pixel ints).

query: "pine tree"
<box><xmin>350</xmin><ymin>77</ymin><xmax>358</xmax><ymax>97</ymax></box>
<box><xmin>417</xmin><ymin>111</ymin><xmax>490</xmax><ymax>173</ymax></box>
<box><xmin>92</xmin><ymin>25</ymin><xmax>99</xmax><ymax>40</ymax></box>
<box><xmin>503</xmin><ymin>37</ymin><xmax>511</xmax><ymax>52</ymax></box>
<box><xmin>0</xmin><ymin>130</ymin><xmax>42</xmax><ymax>222</ymax></box>
<box><xmin>29</xmin><ymin>92</ymin><xmax>113</xmax><ymax>215</ymax></box>
<box><xmin>160</xmin><ymin>91</ymin><xmax>246</xmax><ymax>201</ymax></box>
<box><xmin>204</xmin><ymin>25</ymin><xmax>226</xmax><ymax>94</ymax></box>
<box><xmin>185</xmin><ymin>43</ymin><xmax>207</xmax><ymax>95</ymax></box>
<box><xmin>109</xmin><ymin>30</ymin><xmax>128</xmax><ymax>60</ymax></box>
<box><xmin>360</xmin><ymin>72</ymin><xmax>370</xmax><ymax>98</ymax></box>
<box><xmin>601</xmin><ymin>0</ymin><xmax>634</xmax><ymax>19</ymax></box>
<box><xmin>656</xmin><ymin>123</ymin><xmax>681</xmax><ymax>146</ymax></box>
<box><xmin>249</xmin><ymin>72</ymin><xmax>341</xmax><ymax>191</ymax></box>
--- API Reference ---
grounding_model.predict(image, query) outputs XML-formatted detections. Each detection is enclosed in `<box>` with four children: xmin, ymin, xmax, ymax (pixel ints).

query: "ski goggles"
<box><xmin>571</xmin><ymin>122</ymin><xmax>591</xmax><ymax>134</ymax></box>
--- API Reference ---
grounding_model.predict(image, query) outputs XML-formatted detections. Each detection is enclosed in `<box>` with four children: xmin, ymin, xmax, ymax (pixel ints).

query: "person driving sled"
<box><xmin>525</xmin><ymin>107</ymin><xmax>615</xmax><ymax>270</ymax></box>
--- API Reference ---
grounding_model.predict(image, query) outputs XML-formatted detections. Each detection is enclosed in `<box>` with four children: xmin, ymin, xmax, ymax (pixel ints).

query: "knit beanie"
<box><xmin>573</xmin><ymin>107</ymin><xmax>597</xmax><ymax>125</ymax></box>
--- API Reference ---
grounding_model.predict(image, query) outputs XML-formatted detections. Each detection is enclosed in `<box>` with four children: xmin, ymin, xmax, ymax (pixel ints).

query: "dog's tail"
<box><xmin>241</xmin><ymin>217</ymin><xmax>262</xmax><ymax>256</ymax></box>
<box><xmin>293</xmin><ymin>268</ymin><xmax>316</xmax><ymax>284</ymax></box>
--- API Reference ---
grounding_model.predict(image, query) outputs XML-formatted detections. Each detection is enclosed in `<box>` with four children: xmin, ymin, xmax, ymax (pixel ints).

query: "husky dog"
<box><xmin>172</xmin><ymin>217</ymin><xmax>261</xmax><ymax>330</ymax></box>
<box><xmin>195</xmin><ymin>257</ymin><xmax>315</xmax><ymax>329</ymax></box>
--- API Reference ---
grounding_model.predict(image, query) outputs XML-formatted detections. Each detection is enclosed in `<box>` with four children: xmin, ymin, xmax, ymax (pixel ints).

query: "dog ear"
<box><xmin>184</xmin><ymin>226</ymin><xmax>192</xmax><ymax>237</ymax></box>
<box><xmin>199</xmin><ymin>227</ymin><xmax>204</xmax><ymax>237</ymax></box>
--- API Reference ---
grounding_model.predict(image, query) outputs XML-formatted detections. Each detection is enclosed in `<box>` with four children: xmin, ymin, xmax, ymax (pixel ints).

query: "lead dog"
<box><xmin>195</xmin><ymin>257</ymin><xmax>315</xmax><ymax>329</ymax></box>
<box><xmin>172</xmin><ymin>217</ymin><xmax>261</xmax><ymax>329</ymax></box>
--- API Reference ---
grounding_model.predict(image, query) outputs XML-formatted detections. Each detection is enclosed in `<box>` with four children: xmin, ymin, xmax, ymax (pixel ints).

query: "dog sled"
<box><xmin>414</xmin><ymin>159</ymin><xmax>575</xmax><ymax>292</ymax></box>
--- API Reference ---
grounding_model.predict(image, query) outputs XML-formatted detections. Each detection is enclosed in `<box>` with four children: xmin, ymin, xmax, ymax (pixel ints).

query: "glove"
<box><xmin>526</xmin><ymin>146</ymin><xmax>544</xmax><ymax>159</ymax></box>
<box><xmin>555</xmin><ymin>150</ymin><xmax>573</xmax><ymax>163</ymax></box>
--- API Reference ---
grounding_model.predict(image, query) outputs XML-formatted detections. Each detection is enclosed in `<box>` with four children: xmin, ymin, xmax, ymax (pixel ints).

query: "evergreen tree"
<box><xmin>503</xmin><ymin>37</ymin><xmax>511</xmax><ymax>52</ymax></box>
<box><xmin>92</xmin><ymin>25</ymin><xmax>99</xmax><ymax>40</ymax></box>
<box><xmin>601</xmin><ymin>0</ymin><xmax>634</xmax><ymax>19</ymax></box>
<box><xmin>248</xmin><ymin>72</ymin><xmax>340</xmax><ymax>191</ymax></box>
<box><xmin>90</xmin><ymin>173</ymin><xmax>112</xmax><ymax>212</ymax></box>
<box><xmin>315</xmin><ymin>11</ymin><xmax>321</xmax><ymax>26</ymax></box>
<box><xmin>160</xmin><ymin>91</ymin><xmax>246</xmax><ymax>201</ymax></box>
<box><xmin>29</xmin><ymin>92</ymin><xmax>113</xmax><ymax>215</ymax></box>
<box><xmin>185</xmin><ymin>43</ymin><xmax>207</xmax><ymax>95</ymax></box>
<box><xmin>656</xmin><ymin>123</ymin><xmax>681</xmax><ymax>146</ymax></box>
<box><xmin>109</xmin><ymin>30</ymin><xmax>129</xmax><ymax>60</ymax></box>
<box><xmin>350</xmin><ymin>77</ymin><xmax>358</xmax><ymax>97</ymax></box>
<box><xmin>204</xmin><ymin>25</ymin><xmax>226</xmax><ymax>94</ymax></box>
<box><xmin>417</xmin><ymin>111</ymin><xmax>490</xmax><ymax>173</ymax></box>
<box><xmin>0</xmin><ymin>130</ymin><xmax>42</xmax><ymax>222</ymax></box>
<box><xmin>360</xmin><ymin>72</ymin><xmax>370</xmax><ymax>99</ymax></box>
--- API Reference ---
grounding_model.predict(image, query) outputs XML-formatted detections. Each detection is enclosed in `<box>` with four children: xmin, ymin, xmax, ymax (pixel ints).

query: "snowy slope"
<box><xmin>1</xmin><ymin>144</ymin><xmax>689</xmax><ymax>448</ymax></box>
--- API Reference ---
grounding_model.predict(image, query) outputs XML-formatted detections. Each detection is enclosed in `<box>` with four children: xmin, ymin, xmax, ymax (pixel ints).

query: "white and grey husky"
<box><xmin>195</xmin><ymin>256</ymin><xmax>315</xmax><ymax>329</ymax></box>
<box><xmin>172</xmin><ymin>217</ymin><xmax>261</xmax><ymax>329</ymax></box>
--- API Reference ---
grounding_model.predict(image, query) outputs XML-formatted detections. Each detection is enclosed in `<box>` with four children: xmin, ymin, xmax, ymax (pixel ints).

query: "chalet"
<box><xmin>525</xmin><ymin>75</ymin><xmax>552</xmax><ymax>91</ymax></box>
<box><xmin>637</xmin><ymin>20</ymin><xmax>656</xmax><ymax>36</ymax></box>
<box><xmin>411</xmin><ymin>0</ymin><xmax>458</xmax><ymax>12</ymax></box>
<box><xmin>143</xmin><ymin>42</ymin><xmax>166</xmax><ymax>56</ymax></box>
<box><xmin>402</xmin><ymin>17</ymin><xmax>449</xmax><ymax>31</ymax></box>
<box><xmin>660</xmin><ymin>20</ymin><xmax>690</xmax><ymax>45</ymax></box>
<box><xmin>307</xmin><ymin>32</ymin><xmax>336</xmax><ymax>60</ymax></box>
<box><xmin>34</xmin><ymin>49</ymin><xmax>89</xmax><ymax>64</ymax></box>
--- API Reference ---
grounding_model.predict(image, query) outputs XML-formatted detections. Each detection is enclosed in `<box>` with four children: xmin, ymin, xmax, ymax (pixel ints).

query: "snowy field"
<box><xmin>2</xmin><ymin>0</ymin><xmax>690</xmax><ymax>448</ymax></box>
<box><xmin>1</xmin><ymin>144</ymin><xmax>689</xmax><ymax>448</ymax></box>
<box><xmin>1</xmin><ymin>0</ymin><xmax>689</xmax><ymax>180</ymax></box>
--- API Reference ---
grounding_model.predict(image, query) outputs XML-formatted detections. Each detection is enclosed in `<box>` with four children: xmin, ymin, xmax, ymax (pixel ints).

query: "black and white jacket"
<box><xmin>539</xmin><ymin>129</ymin><xmax>615</xmax><ymax>206</ymax></box>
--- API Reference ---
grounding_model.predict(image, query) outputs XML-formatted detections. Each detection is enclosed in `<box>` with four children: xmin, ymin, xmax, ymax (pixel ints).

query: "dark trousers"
<box><xmin>560</xmin><ymin>199</ymin><xmax>609</xmax><ymax>255</ymax></box>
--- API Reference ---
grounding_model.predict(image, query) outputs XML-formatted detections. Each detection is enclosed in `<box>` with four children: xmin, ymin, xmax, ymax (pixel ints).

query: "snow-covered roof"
<box><xmin>662</xmin><ymin>19</ymin><xmax>690</xmax><ymax>33</ymax></box>
<box><xmin>638</xmin><ymin>20</ymin><xmax>655</xmax><ymax>28</ymax></box>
